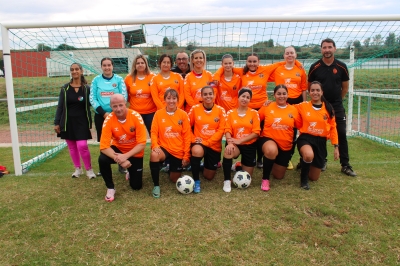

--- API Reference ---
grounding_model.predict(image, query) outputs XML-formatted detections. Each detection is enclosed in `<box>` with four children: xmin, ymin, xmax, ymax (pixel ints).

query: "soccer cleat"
<box><xmin>105</xmin><ymin>189</ymin><xmax>115</xmax><ymax>202</ymax></box>
<box><xmin>194</xmin><ymin>180</ymin><xmax>201</xmax><ymax>193</ymax></box>
<box><xmin>257</xmin><ymin>161</ymin><xmax>263</xmax><ymax>169</ymax></box>
<box><xmin>86</xmin><ymin>169</ymin><xmax>96</xmax><ymax>179</ymax></box>
<box><xmin>119</xmin><ymin>165</ymin><xmax>127</xmax><ymax>174</ymax></box>
<box><xmin>71</xmin><ymin>167</ymin><xmax>82</xmax><ymax>178</ymax></box>
<box><xmin>231</xmin><ymin>162</ymin><xmax>242</xmax><ymax>171</ymax></box>
<box><xmin>96</xmin><ymin>172</ymin><xmax>102</xmax><ymax>176</ymax></box>
<box><xmin>341</xmin><ymin>165</ymin><xmax>357</xmax><ymax>177</ymax></box>
<box><xmin>160</xmin><ymin>164</ymin><xmax>170</xmax><ymax>173</ymax></box>
<box><xmin>199</xmin><ymin>162</ymin><xmax>204</xmax><ymax>172</ymax></box>
<box><xmin>217</xmin><ymin>162</ymin><xmax>222</xmax><ymax>168</ymax></box>
<box><xmin>152</xmin><ymin>186</ymin><xmax>160</xmax><ymax>198</ymax></box>
<box><xmin>184</xmin><ymin>165</ymin><xmax>192</xmax><ymax>171</ymax></box>
<box><xmin>287</xmin><ymin>160</ymin><xmax>294</xmax><ymax>170</ymax></box>
<box><xmin>261</xmin><ymin>179</ymin><xmax>270</xmax><ymax>191</ymax></box>
<box><xmin>223</xmin><ymin>180</ymin><xmax>231</xmax><ymax>192</ymax></box>
<box><xmin>300</xmin><ymin>182</ymin><xmax>310</xmax><ymax>190</ymax></box>
<box><xmin>125</xmin><ymin>172</ymin><xmax>130</xmax><ymax>181</ymax></box>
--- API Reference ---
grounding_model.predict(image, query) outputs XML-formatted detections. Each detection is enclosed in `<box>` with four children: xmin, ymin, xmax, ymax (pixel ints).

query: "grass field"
<box><xmin>0</xmin><ymin>137</ymin><xmax>399</xmax><ymax>265</ymax></box>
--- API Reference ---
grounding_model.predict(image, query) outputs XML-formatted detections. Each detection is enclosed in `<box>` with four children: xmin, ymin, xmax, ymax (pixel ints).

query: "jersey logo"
<box><xmin>112</xmin><ymin>83</ymin><xmax>117</xmax><ymax>87</ymax></box>
<box><xmin>201</xmin><ymin>124</ymin><xmax>216</xmax><ymax>136</ymax></box>
<box><xmin>130</xmin><ymin>126</ymin><xmax>135</xmax><ymax>132</ymax></box>
<box><xmin>100</xmin><ymin>91</ymin><xmax>114</xmax><ymax>97</ymax></box>
<box><xmin>160</xmin><ymin>81</ymin><xmax>163</xmax><ymax>85</ymax></box>
<box><xmin>307</xmin><ymin>112</ymin><xmax>311</xmax><ymax>116</ymax></box>
<box><xmin>333</xmin><ymin>68</ymin><xmax>338</xmax><ymax>74</ymax></box>
<box><xmin>114</xmin><ymin>127</ymin><xmax>119</xmax><ymax>132</ymax></box>
<box><xmin>285</xmin><ymin>78</ymin><xmax>291</xmax><ymax>84</ymax></box>
<box><xmin>308</xmin><ymin>122</ymin><xmax>323</xmax><ymax>135</ymax></box>
<box><xmin>247</xmin><ymin>80</ymin><xmax>254</xmax><ymax>86</ymax></box>
<box><xmin>250</xmin><ymin>119</ymin><xmax>253</xmax><ymax>124</ymax></box>
<box><xmin>233</xmin><ymin>120</ymin><xmax>237</xmax><ymax>124</ymax></box>
<box><xmin>288</xmin><ymin>113</ymin><xmax>293</xmax><ymax>118</ymax></box>
<box><xmin>119</xmin><ymin>134</ymin><xmax>127</xmax><ymax>141</ymax></box>
<box><xmin>323</xmin><ymin>114</ymin><xmax>328</xmax><ymax>120</ymax></box>
<box><xmin>214</xmin><ymin>117</ymin><xmax>220</xmax><ymax>123</ymax></box>
<box><xmin>178</xmin><ymin>119</ymin><xmax>183</xmax><ymax>125</ymax></box>
<box><xmin>164</xmin><ymin>126</ymin><xmax>179</xmax><ymax>138</ymax></box>
<box><xmin>259</xmin><ymin>74</ymin><xmax>264</xmax><ymax>78</ymax></box>
<box><xmin>195</xmin><ymin>88</ymin><xmax>202</xmax><ymax>99</ymax></box>
<box><xmin>197</xmin><ymin>116</ymin><xmax>201</xmax><ymax>120</ymax></box>
<box><xmin>162</xmin><ymin>119</ymin><xmax>165</xmax><ymax>123</ymax></box>
<box><xmin>236</xmin><ymin>127</ymin><xmax>246</xmax><ymax>138</ymax></box>
<box><xmin>296</xmin><ymin>72</ymin><xmax>300</xmax><ymax>77</ymax></box>
<box><xmin>272</xmin><ymin>118</ymin><xmax>289</xmax><ymax>130</ymax></box>
<box><xmin>270</xmin><ymin>110</ymin><xmax>274</xmax><ymax>114</ymax></box>
<box><xmin>174</xmin><ymin>80</ymin><xmax>179</xmax><ymax>84</ymax></box>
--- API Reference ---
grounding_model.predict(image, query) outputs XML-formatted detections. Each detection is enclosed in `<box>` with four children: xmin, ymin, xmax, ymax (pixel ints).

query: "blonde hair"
<box><xmin>189</xmin><ymin>49</ymin><xmax>207</xmax><ymax>71</ymax></box>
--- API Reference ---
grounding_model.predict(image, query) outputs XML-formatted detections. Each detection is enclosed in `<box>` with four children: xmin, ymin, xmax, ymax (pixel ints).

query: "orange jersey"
<box><xmin>214</xmin><ymin>63</ymin><xmax>283</xmax><ymax>109</ymax></box>
<box><xmin>150</xmin><ymin>72</ymin><xmax>184</xmax><ymax>109</ymax></box>
<box><xmin>183</xmin><ymin>70</ymin><xmax>213</xmax><ymax>112</ymax></box>
<box><xmin>125</xmin><ymin>73</ymin><xmax>156</xmax><ymax>114</ymax></box>
<box><xmin>188</xmin><ymin>104</ymin><xmax>226</xmax><ymax>152</ymax></box>
<box><xmin>150</xmin><ymin>108</ymin><xmax>191</xmax><ymax>161</ymax></box>
<box><xmin>225</xmin><ymin>108</ymin><xmax>261</xmax><ymax>145</ymax></box>
<box><xmin>295</xmin><ymin>101</ymin><xmax>338</xmax><ymax>144</ymax></box>
<box><xmin>258</xmin><ymin>102</ymin><xmax>301</xmax><ymax>151</ymax></box>
<box><xmin>214</xmin><ymin>73</ymin><xmax>241</xmax><ymax>111</ymax></box>
<box><xmin>100</xmin><ymin>109</ymin><xmax>147</xmax><ymax>156</ymax></box>
<box><xmin>270</xmin><ymin>65</ymin><xmax>307</xmax><ymax>99</ymax></box>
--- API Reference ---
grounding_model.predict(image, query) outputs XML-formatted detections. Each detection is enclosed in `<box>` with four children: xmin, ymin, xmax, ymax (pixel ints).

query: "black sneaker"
<box><xmin>118</xmin><ymin>165</ymin><xmax>127</xmax><ymax>174</ymax></box>
<box><xmin>300</xmin><ymin>182</ymin><xmax>310</xmax><ymax>190</ymax></box>
<box><xmin>341</xmin><ymin>165</ymin><xmax>357</xmax><ymax>177</ymax></box>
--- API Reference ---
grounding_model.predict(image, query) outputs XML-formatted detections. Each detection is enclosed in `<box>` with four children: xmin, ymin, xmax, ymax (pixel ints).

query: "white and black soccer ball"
<box><xmin>176</xmin><ymin>175</ymin><xmax>194</xmax><ymax>194</ymax></box>
<box><xmin>233</xmin><ymin>170</ymin><xmax>251</xmax><ymax>189</ymax></box>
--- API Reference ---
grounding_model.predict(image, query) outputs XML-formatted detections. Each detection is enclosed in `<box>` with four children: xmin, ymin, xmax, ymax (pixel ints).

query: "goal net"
<box><xmin>1</xmin><ymin>16</ymin><xmax>400</xmax><ymax>175</ymax></box>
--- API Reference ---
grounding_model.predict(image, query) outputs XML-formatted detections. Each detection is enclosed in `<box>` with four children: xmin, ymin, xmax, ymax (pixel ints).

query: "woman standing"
<box><xmin>258</xmin><ymin>85</ymin><xmax>300</xmax><ymax>191</ymax></box>
<box><xmin>124</xmin><ymin>54</ymin><xmax>156</xmax><ymax>133</ymax></box>
<box><xmin>214</xmin><ymin>54</ymin><xmax>241</xmax><ymax>112</ymax></box>
<box><xmin>183</xmin><ymin>49</ymin><xmax>214</xmax><ymax>113</ymax></box>
<box><xmin>296</xmin><ymin>81</ymin><xmax>339</xmax><ymax>190</ymax></box>
<box><xmin>222</xmin><ymin>88</ymin><xmax>260</xmax><ymax>192</ymax></box>
<box><xmin>188</xmin><ymin>86</ymin><xmax>226</xmax><ymax>193</ymax></box>
<box><xmin>270</xmin><ymin>46</ymin><xmax>308</xmax><ymax>170</ymax></box>
<box><xmin>149</xmin><ymin>89</ymin><xmax>191</xmax><ymax>198</ymax></box>
<box><xmin>54</xmin><ymin>63</ymin><xmax>96</xmax><ymax>178</ymax></box>
<box><xmin>90</xmin><ymin>57</ymin><xmax>127</xmax><ymax>175</ymax></box>
<box><xmin>150</xmin><ymin>54</ymin><xmax>184</xmax><ymax>110</ymax></box>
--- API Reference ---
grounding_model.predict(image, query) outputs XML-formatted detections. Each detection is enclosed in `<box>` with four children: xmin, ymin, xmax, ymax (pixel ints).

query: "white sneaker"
<box><xmin>86</xmin><ymin>169</ymin><xmax>96</xmax><ymax>179</ymax></box>
<box><xmin>223</xmin><ymin>180</ymin><xmax>232</xmax><ymax>193</ymax></box>
<box><xmin>231</xmin><ymin>162</ymin><xmax>241</xmax><ymax>171</ymax></box>
<box><xmin>105</xmin><ymin>189</ymin><xmax>116</xmax><ymax>202</ymax></box>
<box><xmin>71</xmin><ymin>167</ymin><xmax>82</xmax><ymax>178</ymax></box>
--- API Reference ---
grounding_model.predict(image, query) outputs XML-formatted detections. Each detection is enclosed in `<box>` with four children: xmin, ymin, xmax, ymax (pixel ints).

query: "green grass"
<box><xmin>0</xmin><ymin>137</ymin><xmax>399</xmax><ymax>265</ymax></box>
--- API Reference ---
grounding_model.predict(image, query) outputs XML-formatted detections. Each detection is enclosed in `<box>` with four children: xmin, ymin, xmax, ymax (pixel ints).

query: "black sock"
<box><xmin>222</xmin><ymin>157</ymin><xmax>233</xmax><ymax>181</ymax></box>
<box><xmin>190</xmin><ymin>156</ymin><xmax>202</xmax><ymax>181</ymax></box>
<box><xmin>150</xmin><ymin>161</ymin><xmax>160</xmax><ymax>186</ymax></box>
<box><xmin>262</xmin><ymin>157</ymin><xmax>274</xmax><ymax>180</ymax></box>
<box><xmin>300</xmin><ymin>160</ymin><xmax>311</xmax><ymax>186</ymax></box>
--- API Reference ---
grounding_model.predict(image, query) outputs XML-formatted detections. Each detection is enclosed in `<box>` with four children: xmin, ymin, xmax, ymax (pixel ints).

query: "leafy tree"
<box><xmin>187</xmin><ymin>40</ymin><xmax>199</xmax><ymax>51</ymax></box>
<box><xmin>363</xmin><ymin>37</ymin><xmax>370</xmax><ymax>47</ymax></box>
<box><xmin>311</xmin><ymin>45</ymin><xmax>320</xmax><ymax>53</ymax></box>
<box><xmin>167</xmin><ymin>37</ymin><xmax>178</xmax><ymax>49</ymax></box>
<box><xmin>384</xmin><ymin>32</ymin><xmax>396</xmax><ymax>46</ymax></box>
<box><xmin>37</xmin><ymin>43</ymin><xmax>52</xmax><ymax>51</ymax></box>
<box><xmin>162</xmin><ymin>37</ymin><xmax>170</xmax><ymax>47</ymax></box>
<box><xmin>55</xmin><ymin>44</ymin><xmax>77</xmax><ymax>50</ymax></box>
<box><xmin>372</xmin><ymin>34</ymin><xmax>383</xmax><ymax>46</ymax></box>
<box><xmin>353</xmin><ymin>40</ymin><xmax>361</xmax><ymax>48</ymax></box>
<box><xmin>293</xmin><ymin>46</ymin><xmax>301</xmax><ymax>52</ymax></box>
<box><xmin>267</xmin><ymin>39</ymin><xmax>274</xmax><ymax>47</ymax></box>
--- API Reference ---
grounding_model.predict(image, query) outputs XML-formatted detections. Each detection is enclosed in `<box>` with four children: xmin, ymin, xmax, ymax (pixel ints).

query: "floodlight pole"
<box><xmin>1</xmin><ymin>24</ymin><xmax>22</xmax><ymax>175</ymax></box>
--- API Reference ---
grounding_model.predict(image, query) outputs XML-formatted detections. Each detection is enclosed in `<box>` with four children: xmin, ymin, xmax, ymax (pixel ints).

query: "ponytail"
<box><xmin>322</xmin><ymin>95</ymin><xmax>335</xmax><ymax>119</ymax></box>
<box><xmin>243</xmin><ymin>53</ymin><xmax>259</xmax><ymax>75</ymax></box>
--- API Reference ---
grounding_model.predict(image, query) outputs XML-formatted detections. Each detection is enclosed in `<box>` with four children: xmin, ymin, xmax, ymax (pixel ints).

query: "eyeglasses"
<box><xmin>177</xmin><ymin>58</ymin><xmax>188</xmax><ymax>61</ymax></box>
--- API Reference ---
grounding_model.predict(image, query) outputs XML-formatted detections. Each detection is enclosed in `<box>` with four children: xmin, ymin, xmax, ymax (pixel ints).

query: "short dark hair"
<box><xmin>101</xmin><ymin>57</ymin><xmax>114</xmax><ymax>66</ymax></box>
<box><xmin>238</xmin><ymin>87</ymin><xmax>252</xmax><ymax>98</ymax></box>
<box><xmin>321</xmin><ymin>38</ymin><xmax>336</xmax><ymax>48</ymax></box>
<box><xmin>164</xmin><ymin>88</ymin><xmax>179</xmax><ymax>101</ymax></box>
<box><xmin>158</xmin><ymin>54</ymin><xmax>173</xmax><ymax>66</ymax></box>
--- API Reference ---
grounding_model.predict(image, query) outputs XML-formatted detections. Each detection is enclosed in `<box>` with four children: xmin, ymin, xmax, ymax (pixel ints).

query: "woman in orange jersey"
<box><xmin>222</xmin><ymin>88</ymin><xmax>260</xmax><ymax>192</ymax></box>
<box><xmin>150</xmin><ymin>54</ymin><xmax>184</xmax><ymax>110</ymax></box>
<box><xmin>214</xmin><ymin>54</ymin><xmax>241</xmax><ymax>112</ymax></box>
<box><xmin>214</xmin><ymin>53</ymin><xmax>301</xmax><ymax>167</ymax></box>
<box><xmin>270</xmin><ymin>46</ymin><xmax>308</xmax><ymax>170</ymax></box>
<box><xmin>296</xmin><ymin>81</ymin><xmax>339</xmax><ymax>190</ymax></box>
<box><xmin>149</xmin><ymin>89</ymin><xmax>191</xmax><ymax>198</ymax></box>
<box><xmin>258</xmin><ymin>85</ymin><xmax>301</xmax><ymax>192</ymax></box>
<box><xmin>188</xmin><ymin>86</ymin><xmax>226</xmax><ymax>193</ymax></box>
<box><xmin>183</xmin><ymin>49</ymin><xmax>214</xmax><ymax>112</ymax></box>
<box><xmin>124</xmin><ymin>54</ymin><xmax>156</xmax><ymax>134</ymax></box>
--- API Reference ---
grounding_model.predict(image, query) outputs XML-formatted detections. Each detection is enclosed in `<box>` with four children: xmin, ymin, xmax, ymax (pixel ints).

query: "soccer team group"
<box><xmin>54</xmin><ymin>38</ymin><xmax>357</xmax><ymax>202</ymax></box>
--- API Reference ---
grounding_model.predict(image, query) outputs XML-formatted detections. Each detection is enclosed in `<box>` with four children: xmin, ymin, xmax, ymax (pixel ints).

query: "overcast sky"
<box><xmin>1</xmin><ymin>0</ymin><xmax>399</xmax><ymax>49</ymax></box>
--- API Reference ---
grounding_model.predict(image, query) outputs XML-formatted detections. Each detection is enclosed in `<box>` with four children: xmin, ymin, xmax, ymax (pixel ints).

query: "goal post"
<box><xmin>1</xmin><ymin>15</ymin><xmax>400</xmax><ymax>175</ymax></box>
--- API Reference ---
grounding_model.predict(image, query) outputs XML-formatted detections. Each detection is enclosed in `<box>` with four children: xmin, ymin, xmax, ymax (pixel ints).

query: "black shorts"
<box><xmin>191</xmin><ymin>143</ymin><xmax>221</xmax><ymax>171</ymax></box>
<box><xmin>296</xmin><ymin>133</ymin><xmax>327</xmax><ymax>169</ymax></box>
<box><xmin>259</xmin><ymin>137</ymin><xmax>292</xmax><ymax>167</ymax></box>
<box><xmin>232</xmin><ymin>142</ymin><xmax>257</xmax><ymax>167</ymax></box>
<box><xmin>160</xmin><ymin>147</ymin><xmax>183</xmax><ymax>172</ymax></box>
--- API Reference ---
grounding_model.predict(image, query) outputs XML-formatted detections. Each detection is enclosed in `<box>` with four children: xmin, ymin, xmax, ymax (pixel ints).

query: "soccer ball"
<box><xmin>233</xmin><ymin>170</ymin><xmax>251</xmax><ymax>189</ymax></box>
<box><xmin>176</xmin><ymin>175</ymin><xmax>194</xmax><ymax>194</ymax></box>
